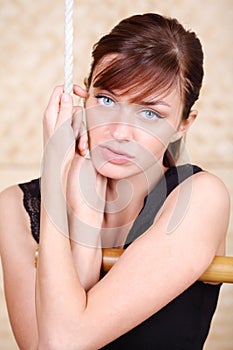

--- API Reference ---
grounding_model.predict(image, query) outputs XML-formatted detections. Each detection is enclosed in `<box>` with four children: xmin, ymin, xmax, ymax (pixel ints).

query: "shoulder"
<box><xmin>190</xmin><ymin>171</ymin><xmax>230</xmax><ymax>226</ymax></box>
<box><xmin>161</xmin><ymin>170</ymin><xmax>230</xmax><ymax>250</ymax></box>
<box><xmin>0</xmin><ymin>184</ymin><xmax>36</xmax><ymax>257</ymax></box>
<box><xmin>0</xmin><ymin>178</ymin><xmax>41</xmax><ymax>232</ymax></box>
<box><xmin>189</xmin><ymin>170</ymin><xmax>230</xmax><ymax>207</ymax></box>
<box><xmin>0</xmin><ymin>184</ymin><xmax>26</xmax><ymax>235</ymax></box>
<box><xmin>168</xmin><ymin>167</ymin><xmax>230</xmax><ymax>208</ymax></box>
<box><xmin>0</xmin><ymin>184</ymin><xmax>24</xmax><ymax>219</ymax></box>
<box><xmin>193</xmin><ymin>170</ymin><xmax>230</xmax><ymax>225</ymax></box>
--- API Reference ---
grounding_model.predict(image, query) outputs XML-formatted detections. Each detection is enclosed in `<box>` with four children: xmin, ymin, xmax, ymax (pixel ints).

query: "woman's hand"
<box><xmin>66</xmin><ymin>153</ymin><xmax>107</xmax><ymax>245</ymax></box>
<box><xmin>42</xmin><ymin>84</ymin><xmax>107</xmax><ymax>240</ymax></box>
<box><xmin>43</xmin><ymin>85</ymin><xmax>87</xmax><ymax>148</ymax></box>
<box><xmin>41</xmin><ymin>85</ymin><xmax>87</xmax><ymax>236</ymax></box>
<box><xmin>41</xmin><ymin>84</ymin><xmax>106</xmax><ymax>290</ymax></box>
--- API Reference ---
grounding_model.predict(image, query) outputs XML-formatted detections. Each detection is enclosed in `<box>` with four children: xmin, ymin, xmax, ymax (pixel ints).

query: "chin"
<box><xmin>91</xmin><ymin>157</ymin><xmax>139</xmax><ymax>180</ymax></box>
<box><xmin>94</xmin><ymin>162</ymin><xmax>129</xmax><ymax>179</ymax></box>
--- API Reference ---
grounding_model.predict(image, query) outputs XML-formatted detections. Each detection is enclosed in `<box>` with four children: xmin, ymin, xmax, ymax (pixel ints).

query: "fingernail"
<box><xmin>62</xmin><ymin>93</ymin><xmax>70</xmax><ymax>103</ymax></box>
<box><xmin>84</xmin><ymin>149</ymin><xmax>91</xmax><ymax>159</ymax></box>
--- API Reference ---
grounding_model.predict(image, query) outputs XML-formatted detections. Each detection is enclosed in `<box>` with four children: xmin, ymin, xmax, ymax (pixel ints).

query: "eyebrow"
<box><xmin>94</xmin><ymin>87</ymin><xmax>171</xmax><ymax>108</ymax></box>
<box><xmin>140</xmin><ymin>100</ymin><xmax>171</xmax><ymax>108</ymax></box>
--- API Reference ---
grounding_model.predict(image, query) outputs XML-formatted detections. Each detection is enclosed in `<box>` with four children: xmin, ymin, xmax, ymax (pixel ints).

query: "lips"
<box><xmin>99</xmin><ymin>145</ymin><xmax>134</xmax><ymax>164</ymax></box>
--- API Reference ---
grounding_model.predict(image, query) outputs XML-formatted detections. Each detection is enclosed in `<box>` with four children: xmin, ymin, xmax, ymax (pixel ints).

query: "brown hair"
<box><xmin>87</xmin><ymin>13</ymin><xmax>204</xmax><ymax>166</ymax></box>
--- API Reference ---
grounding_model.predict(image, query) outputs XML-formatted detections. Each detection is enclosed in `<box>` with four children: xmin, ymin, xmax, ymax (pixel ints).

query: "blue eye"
<box><xmin>140</xmin><ymin>109</ymin><xmax>163</xmax><ymax>120</ymax></box>
<box><xmin>96</xmin><ymin>95</ymin><xmax>115</xmax><ymax>107</ymax></box>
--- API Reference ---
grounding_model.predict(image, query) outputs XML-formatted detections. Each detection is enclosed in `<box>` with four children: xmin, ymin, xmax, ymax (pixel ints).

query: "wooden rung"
<box><xmin>200</xmin><ymin>256</ymin><xmax>233</xmax><ymax>283</ymax></box>
<box><xmin>102</xmin><ymin>249</ymin><xmax>233</xmax><ymax>284</ymax></box>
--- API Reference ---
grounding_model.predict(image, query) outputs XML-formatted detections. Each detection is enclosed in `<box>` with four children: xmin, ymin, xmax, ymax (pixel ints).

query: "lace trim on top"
<box><xmin>19</xmin><ymin>179</ymin><xmax>40</xmax><ymax>244</ymax></box>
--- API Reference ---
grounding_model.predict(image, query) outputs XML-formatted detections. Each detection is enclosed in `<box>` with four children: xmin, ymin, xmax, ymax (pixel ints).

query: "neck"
<box><xmin>105</xmin><ymin>161</ymin><xmax>168</xmax><ymax>216</ymax></box>
<box><xmin>101</xmin><ymin>161</ymin><xmax>168</xmax><ymax>247</ymax></box>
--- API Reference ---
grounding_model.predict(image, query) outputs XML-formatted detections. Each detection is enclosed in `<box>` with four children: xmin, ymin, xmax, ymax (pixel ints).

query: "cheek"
<box><xmin>87</xmin><ymin>126</ymin><xmax>109</xmax><ymax>149</ymax></box>
<box><xmin>156</xmin><ymin>121</ymin><xmax>177</xmax><ymax>144</ymax></box>
<box><xmin>134</xmin><ymin>125</ymin><xmax>176</xmax><ymax>170</ymax></box>
<box><xmin>135</xmin><ymin>115</ymin><xmax>178</xmax><ymax>147</ymax></box>
<box><xmin>86</xmin><ymin>103</ymin><xmax>118</xmax><ymax>131</ymax></box>
<box><xmin>136</xmin><ymin>137</ymin><xmax>164</xmax><ymax>169</ymax></box>
<box><xmin>136</xmin><ymin>122</ymin><xmax>175</xmax><ymax>154</ymax></box>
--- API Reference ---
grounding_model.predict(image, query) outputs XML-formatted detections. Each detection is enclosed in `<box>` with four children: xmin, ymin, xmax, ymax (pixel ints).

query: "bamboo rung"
<box><xmin>102</xmin><ymin>249</ymin><xmax>233</xmax><ymax>284</ymax></box>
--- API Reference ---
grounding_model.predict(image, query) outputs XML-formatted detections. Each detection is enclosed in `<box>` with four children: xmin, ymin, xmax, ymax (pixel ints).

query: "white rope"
<box><xmin>64</xmin><ymin>0</ymin><xmax>74</xmax><ymax>94</ymax></box>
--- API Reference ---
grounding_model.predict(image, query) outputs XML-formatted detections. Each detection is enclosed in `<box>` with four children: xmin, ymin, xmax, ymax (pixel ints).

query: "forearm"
<box><xmin>71</xmin><ymin>242</ymin><xmax>102</xmax><ymax>290</ymax></box>
<box><xmin>36</xmin><ymin>206</ymin><xmax>87</xmax><ymax>347</ymax></box>
<box><xmin>69</xmin><ymin>213</ymin><xmax>102</xmax><ymax>291</ymax></box>
<box><xmin>67</xmin><ymin>165</ymin><xmax>104</xmax><ymax>290</ymax></box>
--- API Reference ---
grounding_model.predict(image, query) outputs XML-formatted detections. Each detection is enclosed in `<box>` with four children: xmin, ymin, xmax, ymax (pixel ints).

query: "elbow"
<box><xmin>38</xmin><ymin>337</ymin><xmax>58</xmax><ymax>350</ymax></box>
<box><xmin>38</xmin><ymin>335</ymin><xmax>88</xmax><ymax>350</ymax></box>
<box><xmin>38</xmin><ymin>343</ymin><xmax>85</xmax><ymax>350</ymax></box>
<box><xmin>38</xmin><ymin>340</ymin><xmax>66</xmax><ymax>350</ymax></box>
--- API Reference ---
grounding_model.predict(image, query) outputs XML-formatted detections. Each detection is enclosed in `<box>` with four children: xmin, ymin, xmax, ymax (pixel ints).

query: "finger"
<box><xmin>78</xmin><ymin>159</ymin><xmax>107</xmax><ymax>213</ymax></box>
<box><xmin>55</xmin><ymin>92</ymin><xmax>73</xmax><ymax>130</ymax></box>
<box><xmin>72</xmin><ymin>107</ymin><xmax>89</xmax><ymax>156</ymax></box>
<box><xmin>72</xmin><ymin>105</ymin><xmax>83</xmax><ymax>116</ymax></box>
<box><xmin>73</xmin><ymin>85</ymin><xmax>88</xmax><ymax>98</ymax></box>
<box><xmin>77</xmin><ymin>124</ymin><xmax>89</xmax><ymax>157</ymax></box>
<box><xmin>44</xmin><ymin>85</ymin><xmax>64</xmax><ymax>131</ymax></box>
<box><xmin>72</xmin><ymin>108</ymin><xmax>83</xmax><ymax>139</ymax></box>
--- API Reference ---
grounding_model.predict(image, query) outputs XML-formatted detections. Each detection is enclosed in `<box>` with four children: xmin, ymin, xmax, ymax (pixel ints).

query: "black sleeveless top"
<box><xmin>19</xmin><ymin>164</ymin><xmax>221</xmax><ymax>349</ymax></box>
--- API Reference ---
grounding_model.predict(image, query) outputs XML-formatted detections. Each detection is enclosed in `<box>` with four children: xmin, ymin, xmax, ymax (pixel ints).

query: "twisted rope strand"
<box><xmin>64</xmin><ymin>0</ymin><xmax>74</xmax><ymax>94</ymax></box>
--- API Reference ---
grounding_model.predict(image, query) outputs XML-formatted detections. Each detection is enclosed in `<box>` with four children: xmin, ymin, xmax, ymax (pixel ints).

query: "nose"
<box><xmin>109</xmin><ymin>120</ymin><xmax>133</xmax><ymax>141</ymax></box>
<box><xmin>110</xmin><ymin>121</ymin><xmax>133</xmax><ymax>141</ymax></box>
<box><xmin>109</xmin><ymin>105</ymin><xmax>133</xmax><ymax>141</ymax></box>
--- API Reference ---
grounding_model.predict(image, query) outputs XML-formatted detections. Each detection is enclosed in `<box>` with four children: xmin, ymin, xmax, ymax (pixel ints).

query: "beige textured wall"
<box><xmin>0</xmin><ymin>0</ymin><xmax>232</xmax><ymax>349</ymax></box>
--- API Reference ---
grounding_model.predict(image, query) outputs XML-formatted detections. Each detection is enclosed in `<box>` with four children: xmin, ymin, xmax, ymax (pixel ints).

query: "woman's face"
<box><xmin>85</xmin><ymin>57</ymin><xmax>186</xmax><ymax>180</ymax></box>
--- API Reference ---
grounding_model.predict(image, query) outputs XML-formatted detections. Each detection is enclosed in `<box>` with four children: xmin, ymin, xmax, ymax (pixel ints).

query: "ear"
<box><xmin>179</xmin><ymin>110</ymin><xmax>198</xmax><ymax>135</ymax></box>
<box><xmin>170</xmin><ymin>110</ymin><xmax>198</xmax><ymax>142</ymax></box>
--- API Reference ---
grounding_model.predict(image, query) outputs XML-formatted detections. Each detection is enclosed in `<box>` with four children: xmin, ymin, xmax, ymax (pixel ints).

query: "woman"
<box><xmin>0</xmin><ymin>13</ymin><xmax>230</xmax><ymax>350</ymax></box>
